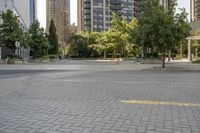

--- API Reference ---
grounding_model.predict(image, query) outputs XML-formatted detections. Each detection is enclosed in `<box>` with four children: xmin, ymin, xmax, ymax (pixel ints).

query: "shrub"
<box><xmin>146</xmin><ymin>52</ymin><xmax>159</xmax><ymax>58</ymax></box>
<box><xmin>32</xmin><ymin>54</ymin><xmax>59</xmax><ymax>61</ymax></box>
<box><xmin>7</xmin><ymin>54</ymin><xmax>17</xmax><ymax>59</ymax></box>
<box><xmin>49</xmin><ymin>54</ymin><xmax>59</xmax><ymax>59</ymax></box>
<box><xmin>32</xmin><ymin>55</ymin><xmax>49</xmax><ymax>60</ymax></box>
<box><xmin>192</xmin><ymin>60</ymin><xmax>200</xmax><ymax>64</ymax></box>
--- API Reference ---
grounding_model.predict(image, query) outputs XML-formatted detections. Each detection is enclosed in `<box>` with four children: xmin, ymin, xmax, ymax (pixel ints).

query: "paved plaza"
<box><xmin>0</xmin><ymin>60</ymin><xmax>200</xmax><ymax>133</ymax></box>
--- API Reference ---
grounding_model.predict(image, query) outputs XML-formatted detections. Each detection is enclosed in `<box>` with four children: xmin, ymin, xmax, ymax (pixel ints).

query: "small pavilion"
<box><xmin>186</xmin><ymin>36</ymin><xmax>200</xmax><ymax>61</ymax></box>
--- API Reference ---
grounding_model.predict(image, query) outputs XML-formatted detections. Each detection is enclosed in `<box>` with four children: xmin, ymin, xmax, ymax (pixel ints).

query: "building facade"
<box><xmin>77</xmin><ymin>0</ymin><xmax>171</xmax><ymax>32</ymax></box>
<box><xmin>77</xmin><ymin>0</ymin><xmax>83</xmax><ymax>33</ymax></box>
<box><xmin>46</xmin><ymin>0</ymin><xmax>70</xmax><ymax>45</ymax></box>
<box><xmin>30</xmin><ymin>0</ymin><xmax>37</xmax><ymax>24</ymax></box>
<box><xmin>191</xmin><ymin>0</ymin><xmax>200</xmax><ymax>22</ymax></box>
<box><xmin>0</xmin><ymin>0</ymin><xmax>31</xmax><ymax>59</ymax></box>
<box><xmin>78</xmin><ymin>0</ymin><xmax>142</xmax><ymax>32</ymax></box>
<box><xmin>0</xmin><ymin>0</ymin><xmax>30</xmax><ymax>30</ymax></box>
<box><xmin>190</xmin><ymin>0</ymin><xmax>200</xmax><ymax>35</ymax></box>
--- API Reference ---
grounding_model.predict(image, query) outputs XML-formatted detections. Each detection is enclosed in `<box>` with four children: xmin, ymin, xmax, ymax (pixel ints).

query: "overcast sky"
<box><xmin>37</xmin><ymin>0</ymin><xmax>189</xmax><ymax>29</ymax></box>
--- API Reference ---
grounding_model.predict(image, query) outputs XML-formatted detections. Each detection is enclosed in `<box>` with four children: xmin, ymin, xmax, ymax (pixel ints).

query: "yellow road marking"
<box><xmin>121</xmin><ymin>100</ymin><xmax>200</xmax><ymax>107</ymax></box>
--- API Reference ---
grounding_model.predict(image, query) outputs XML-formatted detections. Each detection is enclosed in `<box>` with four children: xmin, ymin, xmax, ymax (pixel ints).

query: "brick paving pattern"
<box><xmin>0</xmin><ymin>61</ymin><xmax>200</xmax><ymax>133</ymax></box>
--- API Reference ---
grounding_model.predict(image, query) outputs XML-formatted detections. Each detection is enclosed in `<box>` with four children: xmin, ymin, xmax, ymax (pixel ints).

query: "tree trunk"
<box><xmin>180</xmin><ymin>43</ymin><xmax>183</xmax><ymax>60</ymax></box>
<box><xmin>195</xmin><ymin>48</ymin><xmax>198</xmax><ymax>59</ymax></box>
<box><xmin>104</xmin><ymin>50</ymin><xmax>106</xmax><ymax>60</ymax></box>
<box><xmin>141</xmin><ymin>46</ymin><xmax>144</xmax><ymax>61</ymax></box>
<box><xmin>113</xmin><ymin>50</ymin><xmax>116</xmax><ymax>58</ymax></box>
<box><xmin>162</xmin><ymin>53</ymin><xmax>166</xmax><ymax>68</ymax></box>
<box><xmin>120</xmin><ymin>47</ymin><xmax>122</xmax><ymax>58</ymax></box>
<box><xmin>168</xmin><ymin>50</ymin><xmax>171</xmax><ymax>62</ymax></box>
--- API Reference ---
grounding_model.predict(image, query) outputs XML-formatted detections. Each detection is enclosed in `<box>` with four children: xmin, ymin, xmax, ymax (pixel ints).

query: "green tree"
<box><xmin>89</xmin><ymin>32</ymin><xmax>111</xmax><ymax>59</ymax></box>
<box><xmin>111</xmin><ymin>13</ymin><xmax>139</xmax><ymax>57</ymax></box>
<box><xmin>111</xmin><ymin>14</ymin><xmax>127</xmax><ymax>57</ymax></box>
<box><xmin>68</xmin><ymin>31</ymin><xmax>105</xmax><ymax>58</ymax></box>
<box><xmin>133</xmin><ymin>0</ymin><xmax>190</xmax><ymax>67</ymax></box>
<box><xmin>28</xmin><ymin>20</ymin><xmax>51</xmax><ymax>57</ymax></box>
<box><xmin>48</xmin><ymin>19</ymin><xmax>59</xmax><ymax>54</ymax></box>
<box><xmin>0</xmin><ymin>10</ymin><xmax>24</xmax><ymax>48</ymax></box>
<box><xmin>68</xmin><ymin>32</ymin><xmax>95</xmax><ymax>57</ymax></box>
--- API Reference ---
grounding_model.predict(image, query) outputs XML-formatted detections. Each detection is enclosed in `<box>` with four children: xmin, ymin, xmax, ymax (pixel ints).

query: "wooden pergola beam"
<box><xmin>186</xmin><ymin>36</ymin><xmax>200</xmax><ymax>40</ymax></box>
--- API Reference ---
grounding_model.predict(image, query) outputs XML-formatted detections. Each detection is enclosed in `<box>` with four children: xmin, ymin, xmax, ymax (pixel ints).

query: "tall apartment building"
<box><xmin>77</xmin><ymin>0</ymin><xmax>171</xmax><ymax>32</ymax></box>
<box><xmin>191</xmin><ymin>0</ymin><xmax>200</xmax><ymax>22</ymax></box>
<box><xmin>30</xmin><ymin>0</ymin><xmax>37</xmax><ymax>24</ymax></box>
<box><xmin>78</xmin><ymin>0</ymin><xmax>141</xmax><ymax>32</ymax></box>
<box><xmin>0</xmin><ymin>0</ymin><xmax>31</xmax><ymax>30</ymax></box>
<box><xmin>77</xmin><ymin>0</ymin><xmax>83</xmax><ymax>33</ymax></box>
<box><xmin>46</xmin><ymin>0</ymin><xmax>70</xmax><ymax>45</ymax></box>
<box><xmin>190</xmin><ymin>0</ymin><xmax>200</xmax><ymax>35</ymax></box>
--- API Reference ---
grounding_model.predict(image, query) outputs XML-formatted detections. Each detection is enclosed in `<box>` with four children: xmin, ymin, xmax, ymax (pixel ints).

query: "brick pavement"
<box><xmin>0</xmin><ymin>62</ymin><xmax>200</xmax><ymax>133</ymax></box>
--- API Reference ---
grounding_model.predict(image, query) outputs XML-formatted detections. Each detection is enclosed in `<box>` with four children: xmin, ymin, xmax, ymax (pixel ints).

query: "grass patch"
<box><xmin>33</xmin><ymin>54</ymin><xmax>59</xmax><ymax>60</ymax></box>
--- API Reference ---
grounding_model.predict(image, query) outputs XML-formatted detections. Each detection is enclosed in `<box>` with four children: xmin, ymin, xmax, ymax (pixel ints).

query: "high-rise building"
<box><xmin>46</xmin><ymin>0</ymin><xmax>70</xmax><ymax>45</ymax></box>
<box><xmin>191</xmin><ymin>0</ymin><xmax>200</xmax><ymax>22</ymax></box>
<box><xmin>77</xmin><ymin>0</ymin><xmax>83</xmax><ymax>33</ymax></box>
<box><xmin>0</xmin><ymin>0</ymin><xmax>30</xmax><ymax>30</ymax></box>
<box><xmin>190</xmin><ymin>0</ymin><xmax>200</xmax><ymax>35</ymax></box>
<box><xmin>77</xmin><ymin>0</ymin><xmax>141</xmax><ymax>32</ymax></box>
<box><xmin>77</xmin><ymin>0</ymin><xmax>171</xmax><ymax>32</ymax></box>
<box><xmin>30</xmin><ymin>0</ymin><xmax>37</xmax><ymax>24</ymax></box>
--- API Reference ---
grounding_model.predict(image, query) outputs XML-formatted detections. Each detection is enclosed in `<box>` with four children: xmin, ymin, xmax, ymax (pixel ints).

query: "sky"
<box><xmin>37</xmin><ymin>0</ymin><xmax>189</xmax><ymax>29</ymax></box>
<box><xmin>176</xmin><ymin>0</ymin><xmax>190</xmax><ymax>17</ymax></box>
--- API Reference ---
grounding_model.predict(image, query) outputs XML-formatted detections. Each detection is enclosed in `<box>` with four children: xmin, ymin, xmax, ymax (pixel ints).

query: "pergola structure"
<box><xmin>186</xmin><ymin>36</ymin><xmax>200</xmax><ymax>61</ymax></box>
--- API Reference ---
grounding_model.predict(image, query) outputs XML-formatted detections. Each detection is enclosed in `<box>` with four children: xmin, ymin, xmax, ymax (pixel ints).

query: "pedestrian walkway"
<box><xmin>0</xmin><ymin>61</ymin><xmax>199</xmax><ymax>133</ymax></box>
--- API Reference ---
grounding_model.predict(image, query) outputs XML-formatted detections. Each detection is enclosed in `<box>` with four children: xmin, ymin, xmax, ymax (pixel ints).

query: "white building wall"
<box><xmin>0</xmin><ymin>0</ymin><xmax>30</xmax><ymax>30</ymax></box>
<box><xmin>14</xmin><ymin>0</ymin><xmax>30</xmax><ymax>29</ymax></box>
<box><xmin>0</xmin><ymin>0</ymin><xmax>13</xmax><ymax>11</ymax></box>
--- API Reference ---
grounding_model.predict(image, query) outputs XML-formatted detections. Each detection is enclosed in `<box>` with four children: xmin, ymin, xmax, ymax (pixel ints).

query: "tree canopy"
<box><xmin>28</xmin><ymin>20</ymin><xmax>51</xmax><ymax>57</ymax></box>
<box><xmin>0</xmin><ymin>10</ymin><xmax>24</xmax><ymax>48</ymax></box>
<box><xmin>48</xmin><ymin>19</ymin><xmax>59</xmax><ymax>54</ymax></box>
<box><xmin>133</xmin><ymin>0</ymin><xmax>191</xmax><ymax>67</ymax></box>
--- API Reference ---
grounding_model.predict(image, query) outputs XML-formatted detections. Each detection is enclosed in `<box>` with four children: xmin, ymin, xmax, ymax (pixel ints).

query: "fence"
<box><xmin>0</xmin><ymin>47</ymin><xmax>30</xmax><ymax>60</ymax></box>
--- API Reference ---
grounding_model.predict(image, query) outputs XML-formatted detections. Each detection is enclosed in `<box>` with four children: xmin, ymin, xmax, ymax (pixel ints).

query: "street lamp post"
<box><xmin>15</xmin><ymin>41</ymin><xmax>20</xmax><ymax>60</ymax></box>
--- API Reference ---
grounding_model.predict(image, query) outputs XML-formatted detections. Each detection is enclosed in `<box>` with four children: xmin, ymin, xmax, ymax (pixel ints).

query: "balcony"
<box><xmin>84</xmin><ymin>10</ymin><xmax>90</xmax><ymax>14</ymax></box>
<box><xmin>110</xmin><ymin>0</ymin><xmax>123</xmax><ymax>5</ymax></box>
<box><xmin>110</xmin><ymin>5</ymin><xmax>123</xmax><ymax>10</ymax></box>
<box><xmin>84</xmin><ymin>15</ymin><xmax>91</xmax><ymax>20</ymax></box>
<box><xmin>84</xmin><ymin>0</ymin><xmax>90</xmax><ymax>3</ymax></box>
<box><xmin>84</xmin><ymin>4</ymin><xmax>90</xmax><ymax>9</ymax></box>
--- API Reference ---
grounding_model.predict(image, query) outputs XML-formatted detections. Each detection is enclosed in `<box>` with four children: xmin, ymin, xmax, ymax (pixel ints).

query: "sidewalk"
<box><xmin>153</xmin><ymin>62</ymin><xmax>200</xmax><ymax>72</ymax></box>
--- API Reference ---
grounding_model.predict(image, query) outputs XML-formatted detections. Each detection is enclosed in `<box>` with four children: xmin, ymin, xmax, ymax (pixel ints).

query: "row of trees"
<box><xmin>0</xmin><ymin>0</ymin><xmax>191</xmax><ymax>67</ymax></box>
<box><xmin>68</xmin><ymin>0</ymin><xmax>191</xmax><ymax>67</ymax></box>
<box><xmin>0</xmin><ymin>10</ymin><xmax>59</xmax><ymax>58</ymax></box>
<box><xmin>134</xmin><ymin>0</ymin><xmax>191</xmax><ymax>67</ymax></box>
<box><xmin>68</xmin><ymin>15</ymin><xmax>138</xmax><ymax>59</ymax></box>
